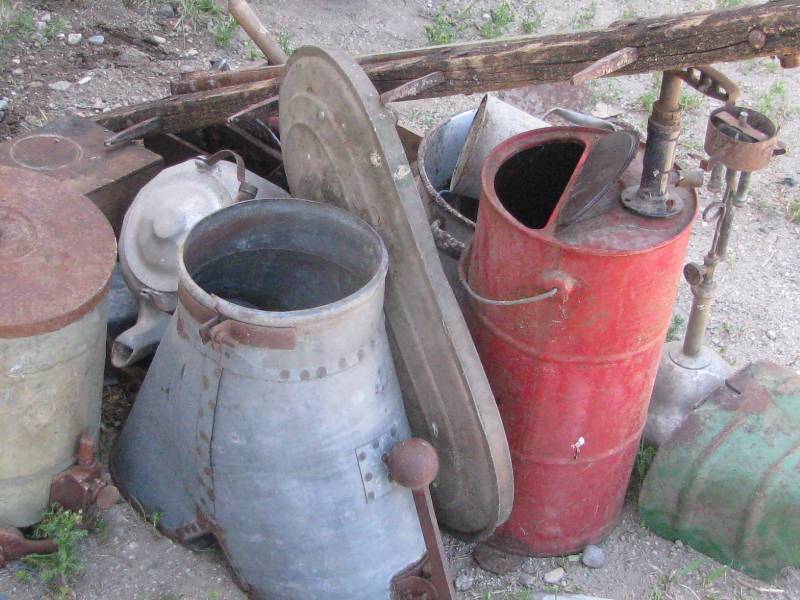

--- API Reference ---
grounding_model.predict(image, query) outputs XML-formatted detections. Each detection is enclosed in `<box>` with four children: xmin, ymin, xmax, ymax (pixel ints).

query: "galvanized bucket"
<box><xmin>112</xmin><ymin>198</ymin><xmax>425</xmax><ymax>599</ymax></box>
<box><xmin>0</xmin><ymin>166</ymin><xmax>116</xmax><ymax>527</ymax></box>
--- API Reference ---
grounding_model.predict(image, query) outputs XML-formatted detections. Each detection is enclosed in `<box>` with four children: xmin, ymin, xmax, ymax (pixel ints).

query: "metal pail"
<box><xmin>0</xmin><ymin>166</ymin><xmax>116</xmax><ymax>527</ymax></box>
<box><xmin>112</xmin><ymin>198</ymin><xmax>425</xmax><ymax>599</ymax></box>
<box><xmin>461</xmin><ymin>128</ymin><xmax>697</xmax><ymax>557</ymax></box>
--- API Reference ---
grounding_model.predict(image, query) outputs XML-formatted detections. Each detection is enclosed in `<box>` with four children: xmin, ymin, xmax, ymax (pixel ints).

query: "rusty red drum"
<box><xmin>461</xmin><ymin>127</ymin><xmax>696</xmax><ymax>557</ymax></box>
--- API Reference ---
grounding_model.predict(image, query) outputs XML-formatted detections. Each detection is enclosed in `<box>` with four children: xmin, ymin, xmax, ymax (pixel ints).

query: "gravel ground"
<box><xmin>1</xmin><ymin>1</ymin><xmax>799</xmax><ymax>599</ymax></box>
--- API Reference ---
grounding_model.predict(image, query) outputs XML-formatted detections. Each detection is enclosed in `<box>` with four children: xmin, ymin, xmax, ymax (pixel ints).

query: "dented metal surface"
<box><xmin>0</xmin><ymin>166</ymin><xmax>115</xmax><ymax>528</ymax></box>
<box><xmin>113</xmin><ymin>199</ymin><xmax>425</xmax><ymax>599</ymax></box>
<box><xmin>641</xmin><ymin>361</ymin><xmax>800</xmax><ymax>581</ymax></box>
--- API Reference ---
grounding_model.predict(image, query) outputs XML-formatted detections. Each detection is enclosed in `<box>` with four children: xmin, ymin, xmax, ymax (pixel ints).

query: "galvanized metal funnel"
<box><xmin>113</xmin><ymin>198</ymin><xmax>425</xmax><ymax>599</ymax></box>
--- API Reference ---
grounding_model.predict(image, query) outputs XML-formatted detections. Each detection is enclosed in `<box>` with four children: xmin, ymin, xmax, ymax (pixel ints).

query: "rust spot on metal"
<box><xmin>176</xmin><ymin>316</ymin><xmax>189</xmax><ymax>340</ymax></box>
<box><xmin>204</xmin><ymin>467</ymin><xmax>212</xmax><ymax>477</ymax></box>
<box><xmin>207</xmin><ymin>399</ymin><xmax>216</xmax><ymax>411</ymax></box>
<box><xmin>202</xmin><ymin>374</ymin><xmax>209</xmax><ymax>390</ymax></box>
<box><xmin>199</xmin><ymin>431</ymin><xmax>210</xmax><ymax>443</ymax></box>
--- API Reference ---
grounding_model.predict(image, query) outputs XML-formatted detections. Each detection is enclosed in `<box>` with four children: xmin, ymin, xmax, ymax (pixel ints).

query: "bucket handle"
<box><xmin>459</xmin><ymin>275</ymin><xmax>558</xmax><ymax>306</ymax></box>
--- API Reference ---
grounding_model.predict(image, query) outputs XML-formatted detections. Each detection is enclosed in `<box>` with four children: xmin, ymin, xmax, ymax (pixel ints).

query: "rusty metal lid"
<box><xmin>0</xmin><ymin>166</ymin><xmax>116</xmax><ymax>338</ymax></box>
<box><xmin>280</xmin><ymin>46</ymin><xmax>513</xmax><ymax>539</ymax></box>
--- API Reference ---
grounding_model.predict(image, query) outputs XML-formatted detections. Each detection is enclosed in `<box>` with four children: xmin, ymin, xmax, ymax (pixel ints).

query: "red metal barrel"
<box><xmin>461</xmin><ymin>127</ymin><xmax>696</xmax><ymax>556</ymax></box>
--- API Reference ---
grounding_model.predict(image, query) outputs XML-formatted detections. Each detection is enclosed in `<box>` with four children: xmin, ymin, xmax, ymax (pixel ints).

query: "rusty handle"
<box><xmin>199</xmin><ymin>150</ymin><xmax>257</xmax><ymax>201</ymax></box>
<box><xmin>387</xmin><ymin>439</ymin><xmax>456</xmax><ymax>600</ymax></box>
<box><xmin>673</xmin><ymin>66</ymin><xmax>740</xmax><ymax>104</ymax></box>
<box><xmin>430</xmin><ymin>220</ymin><xmax>465</xmax><ymax>260</ymax></box>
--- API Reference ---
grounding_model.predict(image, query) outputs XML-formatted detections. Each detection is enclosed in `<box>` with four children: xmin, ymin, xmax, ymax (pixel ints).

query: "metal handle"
<box><xmin>673</xmin><ymin>66</ymin><xmax>740</xmax><ymax>104</ymax></box>
<box><xmin>460</xmin><ymin>274</ymin><xmax>558</xmax><ymax>306</ymax></box>
<box><xmin>543</xmin><ymin>107</ymin><xmax>617</xmax><ymax>131</ymax></box>
<box><xmin>199</xmin><ymin>149</ymin><xmax>258</xmax><ymax>202</ymax></box>
<box><xmin>430</xmin><ymin>220</ymin><xmax>465</xmax><ymax>260</ymax></box>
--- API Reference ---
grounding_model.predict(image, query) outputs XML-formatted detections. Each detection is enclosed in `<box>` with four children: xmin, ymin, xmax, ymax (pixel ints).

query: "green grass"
<box><xmin>0</xmin><ymin>3</ymin><xmax>35</xmax><ymax>45</ymax></box>
<box><xmin>571</xmin><ymin>1</ymin><xmax>597</xmax><ymax>30</ymax></box>
<box><xmin>667</xmin><ymin>314</ymin><xmax>685</xmax><ymax>341</ymax></box>
<box><xmin>716</xmin><ymin>0</ymin><xmax>744</xmax><ymax>8</ymax></box>
<box><xmin>639</xmin><ymin>89</ymin><xmax>657</xmax><ymax>112</ymax></box>
<box><xmin>756</xmin><ymin>80</ymin><xmax>799</xmax><ymax>118</ymax></box>
<box><xmin>790</xmin><ymin>197</ymin><xmax>800</xmax><ymax>223</ymax></box>
<box><xmin>479</xmin><ymin>2</ymin><xmax>514</xmax><ymax>39</ymax></box>
<box><xmin>277</xmin><ymin>28</ymin><xmax>293</xmax><ymax>57</ymax></box>
<box><xmin>680</xmin><ymin>89</ymin><xmax>705</xmax><ymax>112</ymax></box>
<box><xmin>620</xmin><ymin>1</ymin><xmax>637</xmax><ymax>20</ymax></box>
<box><xmin>424</xmin><ymin>4</ymin><xmax>471</xmax><ymax>45</ymax></box>
<box><xmin>213</xmin><ymin>15</ymin><xmax>238</xmax><ymax>47</ymax></box>
<box><xmin>632</xmin><ymin>442</ymin><xmax>657</xmax><ymax>491</ymax></box>
<box><xmin>23</xmin><ymin>505</ymin><xmax>89</xmax><ymax>594</ymax></box>
<box><xmin>521</xmin><ymin>3</ymin><xmax>542</xmax><ymax>33</ymax></box>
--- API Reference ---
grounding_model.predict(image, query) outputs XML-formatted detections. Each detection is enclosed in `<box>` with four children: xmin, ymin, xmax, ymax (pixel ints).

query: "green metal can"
<box><xmin>640</xmin><ymin>361</ymin><xmax>800</xmax><ymax>581</ymax></box>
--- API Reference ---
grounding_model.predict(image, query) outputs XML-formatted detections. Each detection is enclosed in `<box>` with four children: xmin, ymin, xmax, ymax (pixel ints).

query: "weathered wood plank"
<box><xmin>96</xmin><ymin>1</ymin><xmax>800</xmax><ymax>133</ymax></box>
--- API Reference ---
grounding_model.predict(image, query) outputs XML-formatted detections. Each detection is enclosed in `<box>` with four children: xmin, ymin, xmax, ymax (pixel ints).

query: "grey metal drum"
<box><xmin>112</xmin><ymin>199</ymin><xmax>425</xmax><ymax>599</ymax></box>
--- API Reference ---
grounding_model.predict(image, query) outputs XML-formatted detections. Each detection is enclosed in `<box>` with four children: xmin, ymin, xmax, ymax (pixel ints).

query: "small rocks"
<box><xmin>766</xmin><ymin>330</ymin><xmax>778</xmax><ymax>341</ymax></box>
<box><xmin>543</xmin><ymin>567</ymin><xmax>565</xmax><ymax>584</ymax></box>
<box><xmin>0</xmin><ymin>98</ymin><xmax>9</xmax><ymax>112</ymax></box>
<box><xmin>34</xmin><ymin>20</ymin><xmax>48</xmax><ymax>31</ymax></box>
<box><xmin>674</xmin><ymin>539</ymin><xmax>684</xmax><ymax>549</ymax></box>
<box><xmin>145</xmin><ymin>34</ymin><xmax>167</xmax><ymax>45</ymax></box>
<box><xmin>518</xmin><ymin>573</ymin><xmax>537</xmax><ymax>588</ymax></box>
<box><xmin>454</xmin><ymin>572</ymin><xmax>474</xmax><ymax>592</ymax></box>
<box><xmin>156</xmin><ymin>3</ymin><xmax>176</xmax><ymax>18</ymax></box>
<box><xmin>11</xmin><ymin>68</ymin><xmax>24</xmax><ymax>76</ymax></box>
<box><xmin>67</xmin><ymin>33</ymin><xmax>83</xmax><ymax>46</ymax></box>
<box><xmin>87</xmin><ymin>35</ymin><xmax>105</xmax><ymax>45</ymax></box>
<box><xmin>179</xmin><ymin>64</ymin><xmax>196</xmax><ymax>74</ymax></box>
<box><xmin>77</xmin><ymin>75</ymin><xmax>92</xmax><ymax>85</ymax></box>
<box><xmin>48</xmin><ymin>80</ymin><xmax>72</xmax><ymax>92</ymax></box>
<box><xmin>581</xmin><ymin>544</ymin><xmax>606</xmax><ymax>569</ymax></box>
<box><xmin>186</xmin><ymin>48</ymin><xmax>199</xmax><ymax>57</ymax></box>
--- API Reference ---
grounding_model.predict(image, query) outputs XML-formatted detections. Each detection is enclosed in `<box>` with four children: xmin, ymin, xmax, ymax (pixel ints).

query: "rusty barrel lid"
<box><xmin>0</xmin><ymin>166</ymin><xmax>117</xmax><ymax>338</ymax></box>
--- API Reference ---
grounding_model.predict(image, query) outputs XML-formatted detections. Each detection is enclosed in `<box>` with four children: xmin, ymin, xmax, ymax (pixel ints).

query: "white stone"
<box><xmin>543</xmin><ymin>567</ymin><xmax>565</xmax><ymax>585</ymax></box>
<box><xmin>48</xmin><ymin>80</ymin><xmax>72</xmax><ymax>91</ymax></box>
<box><xmin>67</xmin><ymin>33</ymin><xmax>83</xmax><ymax>46</ymax></box>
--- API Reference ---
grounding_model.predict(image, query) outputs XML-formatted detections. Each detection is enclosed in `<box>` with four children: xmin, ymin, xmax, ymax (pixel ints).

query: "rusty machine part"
<box><xmin>113</xmin><ymin>150</ymin><xmax>289</xmax><ymax>368</ymax></box>
<box><xmin>388</xmin><ymin>439</ymin><xmax>456</xmax><ymax>600</ymax></box>
<box><xmin>0</xmin><ymin>166</ymin><xmax>116</xmax><ymax>528</ymax></box>
<box><xmin>279</xmin><ymin>46</ymin><xmax>513</xmax><ymax>539</ymax></box>
<box><xmin>0</xmin><ymin>528</ymin><xmax>57</xmax><ymax>567</ymax></box>
<box><xmin>113</xmin><ymin>199</ymin><xmax>429</xmax><ymax>598</ymax></box>
<box><xmin>0</xmin><ymin>116</ymin><xmax>162</xmax><ymax>235</ymax></box>
<box><xmin>645</xmin><ymin>105</ymin><xmax>781</xmax><ymax>447</ymax></box>
<box><xmin>463</xmin><ymin>126</ymin><xmax>697</xmax><ymax>566</ymax></box>
<box><xmin>622</xmin><ymin>66</ymin><xmax>738</xmax><ymax>218</ymax></box>
<box><xmin>49</xmin><ymin>432</ymin><xmax>120</xmax><ymax>516</ymax></box>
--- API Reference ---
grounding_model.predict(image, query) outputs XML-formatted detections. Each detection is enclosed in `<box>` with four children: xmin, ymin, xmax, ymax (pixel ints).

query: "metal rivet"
<box><xmin>316</xmin><ymin>366</ymin><xmax>327</xmax><ymax>378</ymax></box>
<box><xmin>372</xmin><ymin>440</ymin><xmax>379</xmax><ymax>449</ymax></box>
<box><xmin>280</xmin><ymin>369</ymin><xmax>291</xmax><ymax>380</ymax></box>
<box><xmin>365</xmin><ymin>472</ymin><xmax>373</xmax><ymax>481</ymax></box>
<box><xmin>367</xmin><ymin>491</ymin><xmax>375</xmax><ymax>501</ymax></box>
<box><xmin>358</xmin><ymin>452</ymin><xmax>367</xmax><ymax>461</ymax></box>
<box><xmin>357</xmin><ymin>349</ymin><xmax>366</xmax><ymax>361</ymax></box>
<box><xmin>300</xmin><ymin>370</ymin><xmax>310</xmax><ymax>381</ymax></box>
<box><xmin>338</xmin><ymin>357</ymin><xmax>347</xmax><ymax>369</ymax></box>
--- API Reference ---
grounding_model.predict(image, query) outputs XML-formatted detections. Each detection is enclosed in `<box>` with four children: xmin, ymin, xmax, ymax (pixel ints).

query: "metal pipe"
<box><xmin>682</xmin><ymin>168</ymin><xmax>740</xmax><ymax>357</ymax></box>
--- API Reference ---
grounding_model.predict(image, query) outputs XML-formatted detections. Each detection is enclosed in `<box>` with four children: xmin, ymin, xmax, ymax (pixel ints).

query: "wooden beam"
<box><xmin>97</xmin><ymin>1</ymin><xmax>800</xmax><ymax>134</ymax></box>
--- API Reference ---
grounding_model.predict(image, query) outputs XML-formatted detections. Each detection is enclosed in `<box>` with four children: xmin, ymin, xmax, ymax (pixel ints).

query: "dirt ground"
<box><xmin>1</xmin><ymin>0</ymin><xmax>800</xmax><ymax>599</ymax></box>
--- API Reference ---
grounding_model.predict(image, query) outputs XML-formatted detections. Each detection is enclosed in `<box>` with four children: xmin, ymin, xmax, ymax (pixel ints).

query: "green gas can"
<box><xmin>640</xmin><ymin>361</ymin><xmax>800</xmax><ymax>581</ymax></box>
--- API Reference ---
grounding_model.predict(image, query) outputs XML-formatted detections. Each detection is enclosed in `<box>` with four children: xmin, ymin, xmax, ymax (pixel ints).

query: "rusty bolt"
<box><xmin>747</xmin><ymin>29</ymin><xmax>766</xmax><ymax>50</ymax></box>
<box><xmin>387</xmin><ymin>438</ymin><xmax>439</xmax><ymax>491</ymax></box>
<box><xmin>779</xmin><ymin>54</ymin><xmax>800</xmax><ymax>69</ymax></box>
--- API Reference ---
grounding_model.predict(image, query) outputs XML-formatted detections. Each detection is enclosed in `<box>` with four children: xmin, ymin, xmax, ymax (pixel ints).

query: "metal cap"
<box><xmin>0</xmin><ymin>166</ymin><xmax>116</xmax><ymax>338</ymax></box>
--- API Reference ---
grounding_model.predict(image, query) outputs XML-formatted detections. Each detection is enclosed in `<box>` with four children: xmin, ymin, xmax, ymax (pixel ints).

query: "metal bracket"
<box><xmin>355</xmin><ymin>426</ymin><xmax>400</xmax><ymax>503</ymax></box>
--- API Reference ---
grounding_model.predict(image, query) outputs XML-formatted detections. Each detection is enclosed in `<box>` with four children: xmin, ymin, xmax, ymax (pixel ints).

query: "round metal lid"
<box><xmin>0</xmin><ymin>166</ymin><xmax>116</xmax><ymax>338</ymax></box>
<box><xmin>280</xmin><ymin>45</ymin><xmax>513</xmax><ymax>539</ymax></box>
